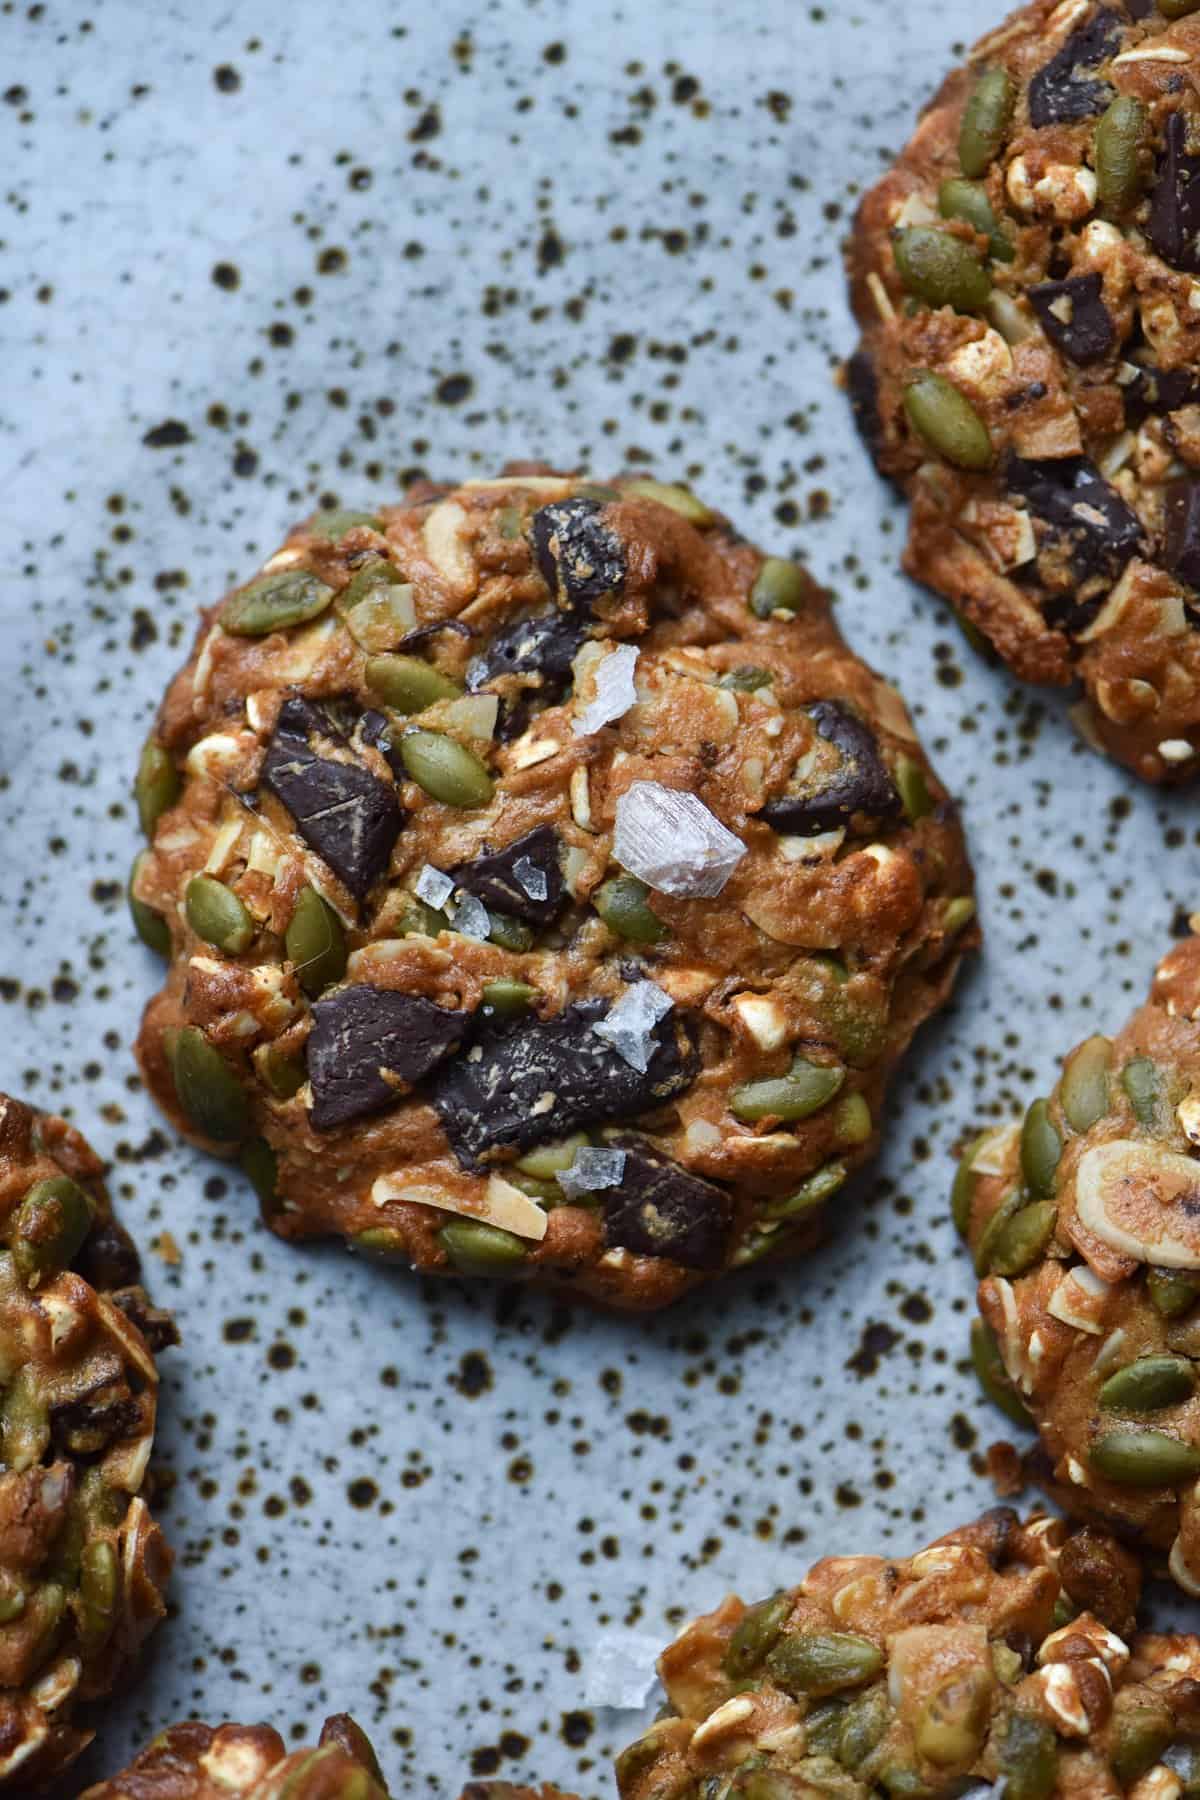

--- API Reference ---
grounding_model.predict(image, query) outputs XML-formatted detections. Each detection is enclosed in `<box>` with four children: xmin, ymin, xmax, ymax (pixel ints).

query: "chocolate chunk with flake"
<box><xmin>530</xmin><ymin>496</ymin><xmax>626</xmax><ymax>609</ymax></box>
<box><xmin>1150</xmin><ymin>112</ymin><xmax>1200</xmax><ymax>275</ymax></box>
<box><xmin>430</xmin><ymin>1000</ymin><xmax>699</xmax><ymax>1168</ymax></box>
<box><xmin>760</xmin><ymin>700</ymin><xmax>901</xmax><ymax>837</ymax></box>
<box><xmin>307</xmin><ymin>986</ymin><xmax>469</xmax><ymax>1131</ymax></box>
<box><xmin>1028</xmin><ymin>8</ymin><xmax>1120</xmax><ymax>128</ymax></box>
<box><xmin>262</xmin><ymin>697</ymin><xmax>403</xmax><ymax>900</ymax></box>
<box><xmin>1006</xmin><ymin>456</ymin><xmax>1143</xmax><ymax>586</ymax></box>
<box><xmin>1164</xmin><ymin>476</ymin><xmax>1200</xmax><ymax>593</ymax></box>
<box><xmin>466</xmin><ymin>609</ymin><xmax>591</xmax><ymax>740</ymax></box>
<box><xmin>1029</xmin><ymin>274</ymin><xmax>1115</xmax><ymax>366</ymax></box>
<box><xmin>602</xmin><ymin>1140</ymin><xmax>732</xmax><ymax>1270</ymax></box>
<box><xmin>452</xmin><ymin>825</ymin><xmax>565</xmax><ymax>927</ymax></box>
<box><xmin>1122</xmin><ymin>364</ymin><xmax>1200</xmax><ymax>428</ymax></box>
<box><xmin>845</xmin><ymin>348</ymin><xmax>884</xmax><ymax>460</ymax></box>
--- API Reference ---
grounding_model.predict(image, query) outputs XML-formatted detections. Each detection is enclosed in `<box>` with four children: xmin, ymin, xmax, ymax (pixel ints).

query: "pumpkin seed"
<box><xmin>128</xmin><ymin>852</ymin><xmax>170</xmax><ymax>955</ymax></box>
<box><xmin>722</xmin><ymin>1591</ymin><xmax>792</xmax><ymax>1677</ymax></box>
<box><xmin>351</xmin><ymin>1227</ymin><xmax>407</xmax><ymax>1261</ymax></box>
<box><xmin>185</xmin><ymin>874</ymin><xmax>255</xmax><ymax>955</ymax></box>
<box><xmin>750</xmin><ymin>557</ymin><xmax>807</xmax><ymax>619</ymax></box>
<box><xmin>398</xmin><ymin>729</ymin><xmax>494</xmax><ymax>808</ymax></box>
<box><xmin>998</xmin><ymin>1711</ymin><xmax>1057</xmax><ymax>1800</ymax></box>
<box><xmin>481</xmin><ymin>979</ymin><xmax>539</xmax><ymax>1018</ymax></box>
<box><xmin>78</xmin><ymin>1539</ymin><xmax>117</xmax><ymax>1650</ymax></box>
<box><xmin>365</xmin><ymin>653</ymin><xmax>464</xmax><ymax>713</ymax></box>
<box><xmin>973</xmin><ymin>1186</ymin><xmax>1026</xmax><ymax>1276</ymax></box>
<box><xmin>1149</xmin><ymin>1266</ymin><xmax>1200</xmax><ymax>1319</ymax></box>
<box><xmin>959</xmin><ymin>68</ymin><xmax>1015</xmax><ymax>178</ymax></box>
<box><xmin>593</xmin><ymin>874</ymin><xmax>670</xmax><ymax>944</ymax></box>
<box><xmin>943</xmin><ymin>896</ymin><xmax>977</xmax><ymax>936</ymax></box>
<box><xmin>622</xmin><ymin>478</ymin><xmax>712</xmax><ymax>523</ymax></box>
<box><xmin>259</xmin><ymin>1045</ymin><xmax>307</xmax><ymax>1101</ymax></box>
<box><xmin>286</xmin><ymin>886</ymin><xmax>347</xmax><ymax>995</ymax></box>
<box><xmin>903</xmin><ymin>374</ymin><xmax>994</xmax><ymax>471</ymax></box>
<box><xmin>731</xmin><ymin>1060</ymin><xmax>845</xmax><ymax>1124</ymax></box>
<box><xmin>1</xmin><ymin>1369</ymin><xmax>48</xmax><ymax>1471</ymax></box>
<box><xmin>135</xmin><ymin>740</ymin><xmax>179</xmax><ymax>837</ymax></box>
<box><xmin>799</xmin><ymin>1703</ymin><xmax>845</xmax><ymax>1760</ymax></box>
<box><xmin>1100</xmin><ymin>1355</ymin><xmax>1195</xmax><ymax>1413</ymax></box>
<box><xmin>837</xmin><ymin>1685</ymin><xmax>890</xmax><ymax>1770</ymax></box>
<box><xmin>766</xmin><ymin>1630</ymin><xmax>884</xmax><ymax>1698</ymax></box>
<box><xmin>1121</xmin><ymin>1055</ymin><xmax>1160</xmax><ymax>1127</ymax></box>
<box><xmin>950</xmin><ymin>1131</ymin><xmax>990</xmax><ymax>1238</ymax></box>
<box><xmin>308</xmin><ymin>507</ymin><xmax>380</xmax><ymax>540</ymax></box>
<box><xmin>894</xmin><ymin>755</ymin><xmax>932</xmax><ymax>823</ymax></box>
<box><xmin>0</xmin><ymin>1577</ymin><xmax>24</xmax><ymax>1625</ymax></box>
<box><xmin>516</xmin><ymin>1135</ymin><xmax>592</xmax><ymax>1180</ymax></box>
<box><xmin>912</xmin><ymin>1666</ymin><xmax>991</xmax><ymax>1768</ymax></box>
<box><xmin>986</xmin><ymin>1199</ymin><xmax>1057</xmax><ymax>1278</ymax></box>
<box><xmin>1060</xmin><ymin>1034</ymin><xmax>1112</xmax><ymax>1133</ymax></box>
<box><xmin>12</xmin><ymin>1176</ymin><xmax>94</xmax><ymax>1289</ymax></box>
<box><xmin>1089</xmin><ymin>1428</ymin><xmax>1200</xmax><ymax>1486</ymax></box>
<box><xmin>970</xmin><ymin>1318</ymin><xmax>1029</xmax><ymax>1426</ymax></box>
<box><xmin>893</xmin><ymin>227</ymin><xmax>992</xmax><ymax>312</ymax></box>
<box><xmin>937</xmin><ymin>177</ymin><xmax>1014</xmax><ymax>262</ymax></box>
<box><xmin>1112</xmin><ymin>1701</ymin><xmax>1174</xmax><ymax>1787</ymax></box>
<box><xmin>170</xmin><ymin>1026</ymin><xmax>249</xmax><ymax>1142</ymax></box>
<box><xmin>834</xmin><ymin>1093</ymin><xmax>872</xmax><ymax>1146</ymax></box>
<box><xmin>223</xmin><ymin>568</ymin><xmax>334</xmax><ymax>635</ymax></box>
<box><xmin>485</xmin><ymin>910</ymin><xmax>535</xmax><ymax>953</ymax></box>
<box><xmin>396</xmin><ymin>897</ymin><xmax>446</xmax><ymax>938</ymax></box>
<box><xmin>239</xmin><ymin>1138</ymin><xmax>278</xmax><ymax>1211</ymax></box>
<box><xmin>1020</xmin><ymin>1099</ymin><xmax>1061</xmax><ymax>1199</ymax></box>
<box><xmin>763</xmin><ymin>1161</ymin><xmax>848</xmax><ymax>1222</ymax></box>
<box><xmin>1095</xmin><ymin>95</ymin><xmax>1147</xmax><ymax>216</ymax></box>
<box><xmin>437</xmin><ymin>1218</ymin><xmax>529</xmax><ymax>1277</ymax></box>
<box><xmin>719</xmin><ymin>666</ymin><xmax>774</xmax><ymax>692</ymax></box>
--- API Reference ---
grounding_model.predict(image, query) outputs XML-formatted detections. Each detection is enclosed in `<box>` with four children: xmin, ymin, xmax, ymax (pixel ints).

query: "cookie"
<box><xmin>130</xmin><ymin>471</ymin><xmax>976</xmax><ymax>1310</ymax></box>
<box><xmin>0</xmin><ymin>1093</ymin><xmax>175</xmax><ymax>1790</ymax></box>
<box><xmin>847</xmin><ymin>0</ymin><xmax>1200</xmax><ymax>784</ymax></box>
<box><xmin>615</xmin><ymin>1507</ymin><xmax>1200</xmax><ymax>1798</ymax></box>
<box><xmin>961</xmin><ymin>921</ymin><xmax>1200</xmax><ymax>1593</ymax></box>
<box><xmin>80</xmin><ymin>1713</ymin><xmax>387</xmax><ymax>1798</ymax></box>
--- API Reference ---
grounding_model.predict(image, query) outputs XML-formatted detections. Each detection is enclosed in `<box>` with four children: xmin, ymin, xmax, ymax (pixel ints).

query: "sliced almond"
<box><xmin>371</xmin><ymin>1172</ymin><xmax>548</xmax><ymax>1242</ymax></box>
<box><xmin>1075</xmin><ymin>1140</ymin><xmax>1200</xmax><ymax>1268</ymax></box>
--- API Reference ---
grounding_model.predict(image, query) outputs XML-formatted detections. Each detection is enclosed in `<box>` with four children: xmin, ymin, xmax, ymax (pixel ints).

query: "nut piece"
<box><xmin>80</xmin><ymin>1713</ymin><xmax>392</xmax><ymax>1799</ymax></box>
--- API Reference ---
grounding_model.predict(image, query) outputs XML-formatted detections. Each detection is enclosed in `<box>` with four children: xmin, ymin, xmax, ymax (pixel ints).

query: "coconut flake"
<box><xmin>416</xmin><ymin>864</ymin><xmax>455</xmax><ymax>911</ymax></box>
<box><xmin>573</xmin><ymin>643</ymin><xmax>640</xmax><ymax>738</ymax></box>
<box><xmin>558</xmin><ymin>1148</ymin><xmax>627</xmax><ymax>1199</ymax></box>
<box><xmin>513</xmin><ymin>855</ymin><xmax>549</xmax><ymax>902</ymax></box>
<box><xmin>449</xmin><ymin>892</ymin><xmax>492</xmax><ymax>941</ymax></box>
<box><xmin>613</xmin><ymin>780</ymin><xmax>746</xmax><ymax>899</ymax></box>
<box><xmin>593</xmin><ymin>981</ymin><xmax>673</xmax><ymax>1073</ymax></box>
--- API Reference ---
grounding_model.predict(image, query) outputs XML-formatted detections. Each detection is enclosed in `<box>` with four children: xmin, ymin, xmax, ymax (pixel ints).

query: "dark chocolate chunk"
<box><xmin>845</xmin><ymin>348</ymin><xmax>884</xmax><ymax>462</ymax></box>
<box><xmin>430</xmin><ymin>999</ymin><xmax>699</xmax><ymax>1169</ymax></box>
<box><xmin>1028</xmin><ymin>274</ymin><xmax>1115</xmax><ymax>366</ymax></box>
<box><xmin>1005</xmin><ymin>456</ymin><xmax>1143</xmax><ymax>587</ymax></box>
<box><xmin>1122</xmin><ymin>0</ymin><xmax>1153</xmax><ymax>16</ymax></box>
<box><xmin>1121</xmin><ymin>364</ymin><xmax>1200</xmax><ymax>428</ymax></box>
<box><xmin>354</xmin><ymin>707</ymin><xmax>406</xmax><ymax>781</ymax></box>
<box><xmin>1150</xmin><ymin>111</ymin><xmax>1200</xmax><ymax>274</ymax></box>
<box><xmin>530</xmin><ymin>496</ymin><xmax>626</xmax><ymax>609</ymax></box>
<box><xmin>307</xmin><ymin>986</ymin><xmax>469</xmax><ymax>1131</ymax></box>
<box><xmin>1163</xmin><ymin>476</ymin><xmax>1200</xmax><ymax>593</ymax></box>
<box><xmin>602</xmin><ymin>1139</ymin><xmax>732</xmax><ymax>1271</ymax></box>
<box><xmin>262</xmin><ymin>697</ymin><xmax>404</xmax><ymax>900</ymax></box>
<box><xmin>760</xmin><ymin>700</ymin><xmax>901</xmax><ymax>837</ymax></box>
<box><xmin>466</xmin><ymin>609</ymin><xmax>590</xmax><ymax>739</ymax></box>
<box><xmin>1028</xmin><ymin>8</ymin><xmax>1121</xmax><ymax>128</ymax></box>
<box><xmin>451</xmin><ymin>824</ymin><xmax>565</xmax><ymax>928</ymax></box>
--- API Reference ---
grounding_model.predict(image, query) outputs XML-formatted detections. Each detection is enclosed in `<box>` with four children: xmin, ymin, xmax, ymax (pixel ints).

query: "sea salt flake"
<box><xmin>558</xmin><ymin>1148</ymin><xmax>627</xmax><ymax>1199</ymax></box>
<box><xmin>593</xmin><ymin>980</ymin><xmax>673</xmax><ymax>1073</ymax></box>
<box><xmin>614</xmin><ymin>780</ymin><xmax>746</xmax><ymax>898</ymax></box>
<box><xmin>512</xmin><ymin>855</ymin><xmax>549</xmax><ymax>902</ymax></box>
<box><xmin>449</xmin><ymin>891</ymin><xmax>492</xmax><ymax>941</ymax></box>
<box><xmin>416</xmin><ymin>864</ymin><xmax>455</xmax><ymax>910</ymax></box>
<box><xmin>572</xmin><ymin>643</ymin><xmax>640</xmax><ymax>737</ymax></box>
<box><xmin>583</xmin><ymin>1631</ymin><xmax>664</xmax><ymax>1710</ymax></box>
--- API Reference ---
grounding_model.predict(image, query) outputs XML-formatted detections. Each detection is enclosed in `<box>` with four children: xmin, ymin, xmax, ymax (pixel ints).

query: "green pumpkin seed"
<box><xmin>766</xmin><ymin>1630</ymin><xmax>883</xmax><ymax>1698</ymax></box>
<box><xmin>973</xmin><ymin>1186</ymin><xmax>1026</xmax><ymax>1276</ymax></box>
<box><xmin>437</xmin><ymin>1218</ymin><xmax>529</xmax><ymax>1277</ymax></box>
<box><xmin>223</xmin><ymin>568</ymin><xmax>334</xmax><ymax>636</ymax></box>
<box><xmin>258</xmin><ymin>1044</ymin><xmax>307</xmax><ymax>1101</ymax></box>
<box><xmin>1089</xmin><ymin>1428</ymin><xmax>1200</xmax><ymax>1486</ymax></box>
<box><xmin>497</xmin><ymin>504</ymin><xmax>524</xmax><ymax>540</ymax></box>
<box><xmin>396</xmin><ymin>897</ymin><xmax>446</xmax><ymax>938</ymax></box>
<box><xmin>719</xmin><ymin>666</ymin><xmax>774</xmax><ymax>693</ymax></box>
<box><xmin>986</xmin><ymin>1199</ymin><xmax>1057</xmax><ymax>1278</ymax></box>
<box><xmin>516</xmin><ymin>1134</ymin><xmax>592</xmax><ymax>1180</ymax></box>
<box><xmin>731</xmin><ymin>1059</ymin><xmax>845</xmax><ymax>1124</ymax></box>
<box><xmin>78</xmin><ymin>1539</ymin><xmax>117</xmax><ymax>1650</ymax></box>
<box><xmin>943</xmin><ymin>896</ymin><xmax>977</xmax><ymax>936</ymax></box>
<box><xmin>486</xmin><ymin>910</ymin><xmax>535</xmax><ymax>953</ymax></box>
<box><xmin>903</xmin><ymin>374</ymin><xmax>993</xmax><ymax>471</ymax></box>
<box><xmin>1111</xmin><ymin>1701</ymin><xmax>1174</xmax><ymax>1787</ymax></box>
<box><xmin>837</xmin><ymin>1685</ymin><xmax>890</xmax><ymax>1770</ymax></box>
<box><xmin>834</xmin><ymin>1092</ymin><xmax>872</xmax><ymax>1147</ymax></box>
<box><xmin>1100</xmin><ymin>1355</ymin><xmax>1195</xmax><ymax>1413</ymax></box>
<box><xmin>481</xmin><ymin>979</ymin><xmax>539</xmax><ymax>1018</ymax></box>
<box><xmin>959</xmin><ymin>68</ymin><xmax>1015</xmax><ymax>178</ymax></box>
<box><xmin>763</xmin><ymin>1161</ymin><xmax>848</xmax><ymax>1222</ymax></box>
<box><xmin>1095</xmin><ymin>95</ymin><xmax>1147</xmax><ymax>216</ymax></box>
<box><xmin>24</xmin><ymin>1581</ymin><xmax>66</xmax><ymax>1665</ymax></box>
<box><xmin>13</xmin><ymin>1177</ymin><xmax>94</xmax><ymax>1289</ymax></box>
<box><xmin>998</xmin><ymin>1711</ymin><xmax>1057</xmax><ymax>1800</ymax></box>
<box><xmin>239</xmin><ymin>1138</ymin><xmax>279</xmax><ymax>1211</ymax></box>
<box><xmin>1060</xmin><ymin>1034</ymin><xmax>1112</xmax><ymax>1133</ymax></box>
<box><xmin>128</xmin><ymin>852</ymin><xmax>170</xmax><ymax>955</ymax></box>
<box><xmin>970</xmin><ymin>1318</ymin><xmax>1029</xmax><ymax>1426</ymax></box>
<box><xmin>1122</xmin><ymin>1055</ymin><xmax>1160</xmax><ymax>1127</ymax></box>
<box><xmin>351</xmin><ymin>1227</ymin><xmax>407</xmax><ymax>1261</ymax></box>
<box><xmin>893</xmin><ymin>227</ymin><xmax>992</xmax><ymax>312</ymax></box>
<box><xmin>308</xmin><ymin>507</ymin><xmax>381</xmax><ymax>540</ymax></box>
<box><xmin>937</xmin><ymin>177</ymin><xmax>1014</xmax><ymax>262</ymax></box>
<box><xmin>1</xmin><ymin>1368</ymin><xmax>48</xmax><ymax>1472</ymax></box>
<box><xmin>170</xmin><ymin>1026</ymin><xmax>249</xmax><ymax>1142</ymax></box>
<box><xmin>894</xmin><ymin>755</ymin><xmax>932</xmax><ymax>823</ymax></box>
<box><xmin>623</xmin><ymin>478</ymin><xmax>712</xmax><ymax>523</ymax></box>
<box><xmin>185</xmin><ymin>875</ymin><xmax>255</xmax><ymax>955</ymax></box>
<box><xmin>1159</xmin><ymin>0</ymin><xmax>1200</xmax><ymax>17</ymax></box>
<box><xmin>1148</xmin><ymin>1265</ymin><xmax>1200</xmax><ymax>1319</ymax></box>
<box><xmin>750</xmin><ymin>557</ymin><xmax>807</xmax><ymax>619</ymax></box>
<box><xmin>913</xmin><ymin>1666</ymin><xmax>991</xmax><ymax>1768</ymax></box>
<box><xmin>286</xmin><ymin>886</ymin><xmax>347</xmax><ymax>995</ymax></box>
<box><xmin>365</xmin><ymin>653</ymin><xmax>464</xmax><ymax>713</ymax></box>
<box><xmin>135</xmin><ymin>740</ymin><xmax>179</xmax><ymax>837</ymax></box>
<box><xmin>593</xmin><ymin>874</ymin><xmax>670</xmax><ymax>944</ymax></box>
<box><xmin>399</xmin><ymin>729</ymin><xmax>494</xmax><ymax>808</ymax></box>
<box><xmin>1020</xmin><ymin>1099</ymin><xmax>1061</xmax><ymax>1199</ymax></box>
<box><xmin>798</xmin><ymin>1703</ymin><xmax>844</xmax><ymax>1760</ymax></box>
<box><xmin>950</xmin><ymin>1131</ymin><xmax>990</xmax><ymax>1239</ymax></box>
<box><xmin>722</xmin><ymin>1591</ymin><xmax>792</xmax><ymax>1678</ymax></box>
<box><xmin>0</xmin><ymin>1576</ymin><xmax>25</xmax><ymax>1625</ymax></box>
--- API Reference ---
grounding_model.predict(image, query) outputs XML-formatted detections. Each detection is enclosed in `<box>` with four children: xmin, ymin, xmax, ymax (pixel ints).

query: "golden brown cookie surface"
<box><xmin>0</xmin><ymin>1093</ymin><xmax>174</xmax><ymax>1792</ymax></box>
<box><xmin>615</xmin><ymin>1508</ymin><xmax>1200</xmax><ymax>1797</ymax></box>
<box><xmin>79</xmin><ymin>1713</ymin><xmax>387</xmax><ymax>1798</ymax></box>
<box><xmin>131</xmin><ymin>471</ymin><xmax>976</xmax><ymax>1310</ymax></box>
<box><xmin>848</xmin><ymin>0</ymin><xmax>1200</xmax><ymax>784</ymax></box>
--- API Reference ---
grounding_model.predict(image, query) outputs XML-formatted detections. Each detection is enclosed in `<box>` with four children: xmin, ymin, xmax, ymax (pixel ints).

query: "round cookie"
<box><xmin>0</xmin><ymin>1093</ymin><xmax>175</xmax><ymax>1790</ymax></box>
<box><xmin>130</xmin><ymin>470</ymin><xmax>977</xmax><ymax>1310</ymax></box>
<box><xmin>614</xmin><ymin>1507</ymin><xmax>1200</xmax><ymax>1798</ymax></box>
<box><xmin>847</xmin><ymin>0</ymin><xmax>1200</xmax><ymax>785</ymax></box>
<box><xmin>81</xmin><ymin>1713</ymin><xmax>388</xmax><ymax>1798</ymax></box>
<box><xmin>961</xmin><ymin>923</ymin><xmax>1200</xmax><ymax>1592</ymax></box>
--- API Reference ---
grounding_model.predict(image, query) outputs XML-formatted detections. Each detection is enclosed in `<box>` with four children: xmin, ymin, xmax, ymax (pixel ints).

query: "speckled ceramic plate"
<box><xmin>3</xmin><ymin>1</ymin><xmax>1197</xmax><ymax>1794</ymax></box>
